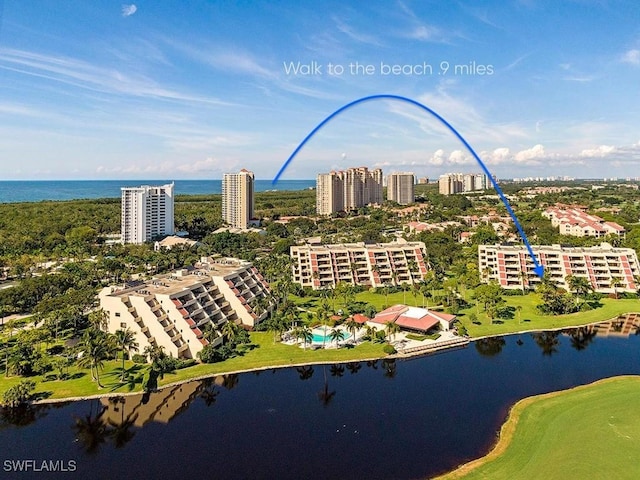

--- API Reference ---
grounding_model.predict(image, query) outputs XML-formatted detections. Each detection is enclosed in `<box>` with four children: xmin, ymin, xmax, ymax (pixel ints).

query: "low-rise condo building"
<box><xmin>542</xmin><ymin>205</ymin><xmax>625</xmax><ymax>238</ymax></box>
<box><xmin>290</xmin><ymin>239</ymin><xmax>429</xmax><ymax>290</ymax></box>
<box><xmin>479</xmin><ymin>243</ymin><xmax>640</xmax><ymax>293</ymax></box>
<box><xmin>98</xmin><ymin>257</ymin><xmax>272</xmax><ymax>359</ymax></box>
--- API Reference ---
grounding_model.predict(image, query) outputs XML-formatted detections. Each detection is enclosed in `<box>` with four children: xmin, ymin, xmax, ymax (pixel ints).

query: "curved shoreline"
<box><xmin>27</xmin><ymin>312</ymin><xmax>639</xmax><ymax>405</ymax></box>
<box><xmin>433</xmin><ymin>375</ymin><xmax>640</xmax><ymax>479</ymax></box>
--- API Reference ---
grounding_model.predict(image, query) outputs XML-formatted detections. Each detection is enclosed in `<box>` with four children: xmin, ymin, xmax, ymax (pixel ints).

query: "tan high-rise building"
<box><xmin>387</xmin><ymin>172</ymin><xmax>415</xmax><ymax>205</ymax></box>
<box><xmin>121</xmin><ymin>182</ymin><xmax>175</xmax><ymax>244</ymax></box>
<box><xmin>222</xmin><ymin>169</ymin><xmax>254</xmax><ymax>228</ymax></box>
<box><xmin>316</xmin><ymin>166</ymin><xmax>383</xmax><ymax>215</ymax></box>
<box><xmin>316</xmin><ymin>172</ymin><xmax>344</xmax><ymax>215</ymax></box>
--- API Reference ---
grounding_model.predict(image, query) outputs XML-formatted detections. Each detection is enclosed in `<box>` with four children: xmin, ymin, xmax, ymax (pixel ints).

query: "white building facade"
<box><xmin>121</xmin><ymin>183</ymin><xmax>175</xmax><ymax>244</ymax></box>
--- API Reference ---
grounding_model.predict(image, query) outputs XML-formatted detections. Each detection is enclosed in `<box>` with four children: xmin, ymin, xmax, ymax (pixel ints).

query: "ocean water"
<box><xmin>0</xmin><ymin>179</ymin><xmax>315</xmax><ymax>203</ymax></box>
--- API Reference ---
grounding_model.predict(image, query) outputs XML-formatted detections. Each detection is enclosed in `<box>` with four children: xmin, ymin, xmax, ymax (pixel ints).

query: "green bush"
<box><xmin>131</xmin><ymin>354</ymin><xmax>147</xmax><ymax>364</ymax></box>
<box><xmin>383</xmin><ymin>344</ymin><xmax>396</xmax><ymax>354</ymax></box>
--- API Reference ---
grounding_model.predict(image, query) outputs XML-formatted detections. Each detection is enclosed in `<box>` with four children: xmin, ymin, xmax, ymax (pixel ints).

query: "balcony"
<box><xmin>163</xmin><ymin>322</ymin><xmax>175</xmax><ymax>332</ymax></box>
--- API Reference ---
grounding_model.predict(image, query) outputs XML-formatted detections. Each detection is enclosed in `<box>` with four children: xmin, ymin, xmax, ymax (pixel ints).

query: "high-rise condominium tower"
<box><xmin>222</xmin><ymin>169</ymin><xmax>255</xmax><ymax>228</ymax></box>
<box><xmin>387</xmin><ymin>172</ymin><xmax>415</xmax><ymax>205</ymax></box>
<box><xmin>316</xmin><ymin>166</ymin><xmax>383</xmax><ymax>215</ymax></box>
<box><xmin>121</xmin><ymin>182</ymin><xmax>175</xmax><ymax>244</ymax></box>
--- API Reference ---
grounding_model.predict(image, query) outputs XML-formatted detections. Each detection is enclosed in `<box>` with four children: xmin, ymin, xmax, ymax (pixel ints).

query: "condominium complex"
<box><xmin>478</xmin><ymin>243</ymin><xmax>640</xmax><ymax>293</ymax></box>
<box><xmin>438</xmin><ymin>173</ymin><xmax>491</xmax><ymax>195</ymax></box>
<box><xmin>121</xmin><ymin>183</ymin><xmax>175</xmax><ymax>244</ymax></box>
<box><xmin>542</xmin><ymin>205</ymin><xmax>626</xmax><ymax>238</ymax></box>
<box><xmin>387</xmin><ymin>172</ymin><xmax>415</xmax><ymax>205</ymax></box>
<box><xmin>290</xmin><ymin>239</ymin><xmax>429</xmax><ymax>290</ymax></box>
<box><xmin>98</xmin><ymin>257</ymin><xmax>272</xmax><ymax>359</ymax></box>
<box><xmin>222</xmin><ymin>169</ymin><xmax>255</xmax><ymax>229</ymax></box>
<box><xmin>316</xmin><ymin>167</ymin><xmax>383</xmax><ymax>215</ymax></box>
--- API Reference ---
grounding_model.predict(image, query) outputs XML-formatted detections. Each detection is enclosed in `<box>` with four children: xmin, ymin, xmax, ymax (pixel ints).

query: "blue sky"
<box><xmin>1</xmin><ymin>1</ymin><xmax>639</xmax><ymax>180</ymax></box>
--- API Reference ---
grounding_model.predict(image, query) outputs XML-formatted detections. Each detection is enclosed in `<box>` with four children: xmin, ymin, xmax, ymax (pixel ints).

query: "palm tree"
<box><xmin>518</xmin><ymin>269</ymin><xmax>528</xmax><ymax>295</ymax></box>
<box><xmin>114</xmin><ymin>328</ymin><xmax>139</xmax><ymax>382</ymax></box>
<box><xmin>610</xmin><ymin>276</ymin><xmax>623</xmax><ymax>299</ymax></box>
<box><xmin>344</xmin><ymin>318</ymin><xmax>360</xmax><ymax>344</ymax></box>
<box><xmin>77</xmin><ymin>329</ymin><xmax>114</xmax><ymax>388</ymax></box>
<box><xmin>384</xmin><ymin>320</ymin><xmax>400</xmax><ymax>342</ymax></box>
<box><xmin>221</xmin><ymin>321</ymin><xmax>240</xmax><ymax>345</ymax></box>
<box><xmin>516</xmin><ymin>305</ymin><xmax>523</xmax><ymax>325</ymax></box>
<box><xmin>566</xmin><ymin>275</ymin><xmax>591</xmax><ymax>306</ymax></box>
<box><xmin>329</xmin><ymin>328</ymin><xmax>346</xmax><ymax>347</ymax></box>
<box><xmin>365</xmin><ymin>324</ymin><xmax>378</xmax><ymax>342</ymax></box>
<box><xmin>88</xmin><ymin>308</ymin><xmax>109</xmax><ymax>331</ymax></box>
<box><xmin>295</xmin><ymin>325</ymin><xmax>313</xmax><ymax>350</ymax></box>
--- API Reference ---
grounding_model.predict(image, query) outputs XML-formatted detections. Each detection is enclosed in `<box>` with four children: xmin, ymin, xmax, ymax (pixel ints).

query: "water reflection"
<box><xmin>475</xmin><ymin>336</ymin><xmax>506</xmax><ymax>356</ymax></box>
<box><xmin>1</xmin><ymin>316</ymin><xmax>639</xmax><ymax>480</ymax></box>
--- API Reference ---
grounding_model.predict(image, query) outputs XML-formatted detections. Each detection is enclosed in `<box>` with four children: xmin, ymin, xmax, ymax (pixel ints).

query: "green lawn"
<box><xmin>158</xmin><ymin>332</ymin><xmax>386</xmax><ymax>386</ymax></box>
<box><xmin>295</xmin><ymin>289</ymin><xmax>639</xmax><ymax>338</ymax></box>
<box><xmin>439</xmin><ymin>376</ymin><xmax>640</xmax><ymax>480</ymax></box>
<box><xmin>0</xmin><ymin>332</ymin><xmax>387</xmax><ymax>400</ymax></box>
<box><xmin>458</xmin><ymin>295</ymin><xmax>640</xmax><ymax>337</ymax></box>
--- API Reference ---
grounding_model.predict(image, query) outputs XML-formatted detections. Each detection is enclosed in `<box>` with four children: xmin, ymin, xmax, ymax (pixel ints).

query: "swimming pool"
<box><xmin>311</xmin><ymin>328</ymin><xmax>351</xmax><ymax>344</ymax></box>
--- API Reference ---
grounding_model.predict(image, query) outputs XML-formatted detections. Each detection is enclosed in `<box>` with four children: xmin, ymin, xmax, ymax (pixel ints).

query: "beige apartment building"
<box><xmin>98</xmin><ymin>257</ymin><xmax>272</xmax><ymax>359</ymax></box>
<box><xmin>387</xmin><ymin>172</ymin><xmax>415</xmax><ymax>205</ymax></box>
<box><xmin>479</xmin><ymin>243</ymin><xmax>640</xmax><ymax>293</ymax></box>
<box><xmin>291</xmin><ymin>240</ymin><xmax>429</xmax><ymax>290</ymax></box>
<box><xmin>438</xmin><ymin>173</ymin><xmax>491</xmax><ymax>195</ymax></box>
<box><xmin>316</xmin><ymin>167</ymin><xmax>383</xmax><ymax>215</ymax></box>
<box><xmin>222</xmin><ymin>169</ymin><xmax>255</xmax><ymax>229</ymax></box>
<box><xmin>542</xmin><ymin>206</ymin><xmax>625</xmax><ymax>238</ymax></box>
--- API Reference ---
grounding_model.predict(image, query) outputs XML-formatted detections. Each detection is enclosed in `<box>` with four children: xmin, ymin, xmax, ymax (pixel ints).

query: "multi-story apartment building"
<box><xmin>316</xmin><ymin>166</ymin><xmax>383</xmax><ymax>215</ymax></box>
<box><xmin>98</xmin><ymin>257</ymin><xmax>272</xmax><ymax>359</ymax></box>
<box><xmin>438</xmin><ymin>173</ymin><xmax>492</xmax><ymax>195</ymax></box>
<box><xmin>222</xmin><ymin>169</ymin><xmax>255</xmax><ymax>229</ymax></box>
<box><xmin>290</xmin><ymin>240</ymin><xmax>429</xmax><ymax>290</ymax></box>
<box><xmin>478</xmin><ymin>243</ymin><xmax>640</xmax><ymax>293</ymax></box>
<box><xmin>542</xmin><ymin>205</ymin><xmax>626</xmax><ymax>238</ymax></box>
<box><xmin>387</xmin><ymin>172</ymin><xmax>415</xmax><ymax>205</ymax></box>
<box><xmin>121</xmin><ymin>183</ymin><xmax>175</xmax><ymax>244</ymax></box>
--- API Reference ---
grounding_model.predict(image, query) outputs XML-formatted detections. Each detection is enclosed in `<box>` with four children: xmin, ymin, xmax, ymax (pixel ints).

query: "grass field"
<box><xmin>0</xmin><ymin>332</ymin><xmax>387</xmax><ymax>400</ymax></box>
<box><xmin>295</xmin><ymin>289</ymin><xmax>640</xmax><ymax>337</ymax></box>
<box><xmin>438</xmin><ymin>376</ymin><xmax>640</xmax><ymax>480</ymax></box>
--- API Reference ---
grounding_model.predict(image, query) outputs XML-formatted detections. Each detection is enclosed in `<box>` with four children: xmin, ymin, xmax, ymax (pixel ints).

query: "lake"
<box><xmin>1</xmin><ymin>319</ymin><xmax>639</xmax><ymax>479</ymax></box>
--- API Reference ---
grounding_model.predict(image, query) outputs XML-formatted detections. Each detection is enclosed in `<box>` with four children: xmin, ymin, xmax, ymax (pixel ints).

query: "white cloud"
<box><xmin>621</xmin><ymin>49</ymin><xmax>640</xmax><ymax>65</ymax></box>
<box><xmin>580</xmin><ymin>145</ymin><xmax>617</xmax><ymax>157</ymax></box>
<box><xmin>514</xmin><ymin>144</ymin><xmax>546</xmax><ymax>164</ymax></box>
<box><xmin>122</xmin><ymin>4</ymin><xmax>137</xmax><ymax>17</ymax></box>
<box><xmin>448</xmin><ymin>149</ymin><xmax>473</xmax><ymax>165</ymax></box>
<box><xmin>429</xmin><ymin>149</ymin><xmax>446</xmax><ymax>165</ymax></box>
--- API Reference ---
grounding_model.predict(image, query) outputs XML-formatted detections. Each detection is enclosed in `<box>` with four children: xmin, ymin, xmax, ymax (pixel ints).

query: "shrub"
<box><xmin>2</xmin><ymin>380</ymin><xmax>36</xmax><ymax>407</ymax></box>
<box><xmin>131</xmin><ymin>354</ymin><xmax>147</xmax><ymax>364</ymax></box>
<box><xmin>383</xmin><ymin>344</ymin><xmax>396</xmax><ymax>354</ymax></box>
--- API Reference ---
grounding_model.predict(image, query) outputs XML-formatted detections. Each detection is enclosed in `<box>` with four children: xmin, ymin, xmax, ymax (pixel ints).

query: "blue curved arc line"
<box><xmin>272</xmin><ymin>94</ymin><xmax>544</xmax><ymax>277</ymax></box>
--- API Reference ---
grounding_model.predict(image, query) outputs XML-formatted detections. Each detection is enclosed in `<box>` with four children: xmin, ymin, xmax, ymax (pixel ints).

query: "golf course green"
<box><xmin>438</xmin><ymin>376</ymin><xmax>640</xmax><ymax>479</ymax></box>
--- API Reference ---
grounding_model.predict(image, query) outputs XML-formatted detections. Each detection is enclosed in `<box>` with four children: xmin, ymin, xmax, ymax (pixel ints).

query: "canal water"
<box><xmin>1</xmin><ymin>320</ymin><xmax>639</xmax><ymax>479</ymax></box>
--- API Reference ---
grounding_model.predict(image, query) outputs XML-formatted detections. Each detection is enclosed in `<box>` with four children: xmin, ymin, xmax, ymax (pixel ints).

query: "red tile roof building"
<box><xmin>370</xmin><ymin>305</ymin><xmax>457</xmax><ymax>333</ymax></box>
<box><xmin>479</xmin><ymin>243</ymin><xmax>640</xmax><ymax>293</ymax></box>
<box><xmin>291</xmin><ymin>240</ymin><xmax>429</xmax><ymax>290</ymax></box>
<box><xmin>542</xmin><ymin>206</ymin><xmax>626</xmax><ymax>238</ymax></box>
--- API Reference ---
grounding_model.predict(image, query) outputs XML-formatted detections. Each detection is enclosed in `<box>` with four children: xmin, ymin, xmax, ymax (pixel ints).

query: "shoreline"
<box><xmin>433</xmin><ymin>375</ymin><xmax>640</xmax><ymax>479</ymax></box>
<box><xmin>28</xmin><ymin>312</ymin><xmax>638</xmax><ymax>406</ymax></box>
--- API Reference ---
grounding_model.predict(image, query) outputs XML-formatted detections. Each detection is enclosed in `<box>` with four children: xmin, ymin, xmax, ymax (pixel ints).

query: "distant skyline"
<box><xmin>1</xmin><ymin>1</ymin><xmax>639</xmax><ymax>180</ymax></box>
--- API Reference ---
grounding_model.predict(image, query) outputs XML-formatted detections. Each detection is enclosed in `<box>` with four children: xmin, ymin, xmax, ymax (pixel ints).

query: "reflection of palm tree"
<box><xmin>221</xmin><ymin>373</ymin><xmax>240</xmax><ymax>390</ymax></box>
<box><xmin>198</xmin><ymin>378</ymin><xmax>220</xmax><ymax>406</ymax></box>
<box><xmin>73</xmin><ymin>403</ymin><xmax>110</xmax><ymax>454</ymax></box>
<box><xmin>567</xmin><ymin>327</ymin><xmax>597</xmax><ymax>351</ymax></box>
<box><xmin>366</xmin><ymin>359</ymin><xmax>379</xmax><ymax>370</ymax></box>
<box><xmin>346</xmin><ymin>362</ymin><xmax>361</xmax><ymax>375</ymax></box>
<box><xmin>382</xmin><ymin>359</ymin><xmax>397</xmax><ymax>378</ymax></box>
<box><xmin>317</xmin><ymin>365</ymin><xmax>336</xmax><ymax>407</ymax></box>
<box><xmin>474</xmin><ymin>337</ymin><xmax>506</xmax><ymax>357</ymax></box>
<box><xmin>296</xmin><ymin>365</ymin><xmax>314</xmax><ymax>381</ymax></box>
<box><xmin>107</xmin><ymin>397</ymin><xmax>138</xmax><ymax>449</ymax></box>
<box><xmin>532</xmin><ymin>331</ymin><xmax>560</xmax><ymax>356</ymax></box>
<box><xmin>329</xmin><ymin>364</ymin><xmax>345</xmax><ymax>377</ymax></box>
